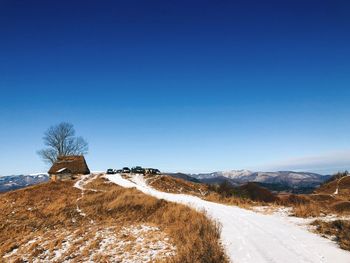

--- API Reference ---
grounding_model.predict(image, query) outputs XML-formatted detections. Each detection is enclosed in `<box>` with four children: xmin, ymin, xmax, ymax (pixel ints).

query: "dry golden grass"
<box><xmin>331</xmin><ymin>201</ymin><xmax>350</xmax><ymax>214</ymax></box>
<box><xmin>290</xmin><ymin>203</ymin><xmax>321</xmax><ymax>218</ymax></box>
<box><xmin>0</xmin><ymin>181</ymin><xmax>82</xmax><ymax>255</ymax></box>
<box><xmin>278</xmin><ymin>188</ymin><xmax>350</xmax><ymax>218</ymax></box>
<box><xmin>304</xmin><ymin>175</ymin><xmax>350</xmax><ymax>217</ymax></box>
<box><xmin>311</xmin><ymin>220</ymin><xmax>350</xmax><ymax>251</ymax></box>
<box><xmin>146</xmin><ymin>175</ymin><xmax>208</xmax><ymax>196</ymax></box>
<box><xmin>277</xmin><ymin>194</ymin><xmax>321</xmax><ymax>218</ymax></box>
<box><xmin>147</xmin><ymin>175</ymin><xmax>272</xmax><ymax>209</ymax></box>
<box><xmin>83</xmin><ymin>177</ymin><xmax>228</xmax><ymax>262</ymax></box>
<box><xmin>316</xmin><ymin>176</ymin><xmax>350</xmax><ymax>198</ymax></box>
<box><xmin>0</xmin><ymin>175</ymin><xmax>228</xmax><ymax>263</ymax></box>
<box><xmin>151</xmin><ymin>172</ymin><xmax>350</xmax><ymax>219</ymax></box>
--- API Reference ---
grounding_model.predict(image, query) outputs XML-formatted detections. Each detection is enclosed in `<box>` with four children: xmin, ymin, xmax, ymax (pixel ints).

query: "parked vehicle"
<box><xmin>145</xmin><ymin>168</ymin><xmax>161</xmax><ymax>175</ymax></box>
<box><xmin>131</xmin><ymin>166</ymin><xmax>145</xmax><ymax>174</ymax></box>
<box><xmin>106</xmin><ymin>169</ymin><xmax>116</xmax><ymax>174</ymax></box>
<box><xmin>116</xmin><ymin>169</ymin><xmax>122</xmax><ymax>173</ymax></box>
<box><xmin>122</xmin><ymin>167</ymin><xmax>131</xmax><ymax>173</ymax></box>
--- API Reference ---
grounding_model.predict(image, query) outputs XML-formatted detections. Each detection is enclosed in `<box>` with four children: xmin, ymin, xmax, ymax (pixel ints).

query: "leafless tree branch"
<box><xmin>37</xmin><ymin>122</ymin><xmax>88</xmax><ymax>164</ymax></box>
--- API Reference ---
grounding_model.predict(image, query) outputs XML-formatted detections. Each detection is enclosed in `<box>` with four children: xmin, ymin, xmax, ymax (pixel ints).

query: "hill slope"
<box><xmin>165</xmin><ymin>173</ymin><xmax>201</xmax><ymax>183</ymax></box>
<box><xmin>0</xmin><ymin>174</ymin><xmax>226</xmax><ymax>263</ymax></box>
<box><xmin>316</xmin><ymin>175</ymin><xmax>350</xmax><ymax>197</ymax></box>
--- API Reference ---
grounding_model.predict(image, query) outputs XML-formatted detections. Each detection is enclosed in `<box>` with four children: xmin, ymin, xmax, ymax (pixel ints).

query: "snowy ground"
<box><xmin>3</xmin><ymin>224</ymin><xmax>176</xmax><ymax>263</ymax></box>
<box><xmin>106</xmin><ymin>173</ymin><xmax>350</xmax><ymax>263</ymax></box>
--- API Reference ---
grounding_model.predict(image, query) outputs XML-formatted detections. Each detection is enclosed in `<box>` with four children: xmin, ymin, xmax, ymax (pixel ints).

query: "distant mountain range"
<box><xmin>168</xmin><ymin>170</ymin><xmax>332</xmax><ymax>193</ymax></box>
<box><xmin>0</xmin><ymin>170</ymin><xmax>332</xmax><ymax>194</ymax></box>
<box><xmin>0</xmin><ymin>173</ymin><xmax>49</xmax><ymax>192</ymax></box>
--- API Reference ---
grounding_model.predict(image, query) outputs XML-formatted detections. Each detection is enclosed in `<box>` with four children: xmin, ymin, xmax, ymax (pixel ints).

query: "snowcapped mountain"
<box><xmin>0</xmin><ymin>173</ymin><xmax>49</xmax><ymax>192</ymax></box>
<box><xmin>192</xmin><ymin>170</ymin><xmax>253</xmax><ymax>180</ymax></box>
<box><xmin>218</xmin><ymin>169</ymin><xmax>253</xmax><ymax>179</ymax></box>
<box><xmin>190</xmin><ymin>170</ymin><xmax>331</xmax><ymax>190</ymax></box>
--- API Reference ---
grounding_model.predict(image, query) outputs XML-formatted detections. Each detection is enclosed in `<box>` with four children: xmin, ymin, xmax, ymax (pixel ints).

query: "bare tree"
<box><xmin>38</xmin><ymin>122</ymin><xmax>88</xmax><ymax>164</ymax></box>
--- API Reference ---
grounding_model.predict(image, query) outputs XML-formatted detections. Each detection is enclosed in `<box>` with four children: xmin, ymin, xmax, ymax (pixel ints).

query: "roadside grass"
<box><xmin>283</xmin><ymin>199</ymin><xmax>350</xmax><ymax>218</ymax></box>
<box><xmin>84</xmin><ymin>177</ymin><xmax>228</xmax><ymax>263</ymax></box>
<box><xmin>146</xmin><ymin>175</ymin><xmax>276</xmax><ymax>209</ymax></box>
<box><xmin>147</xmin><ymin>175</ymin><xmax>350</xmax><ymax>220</ymax></box>
<box><xmin>0</xmin><ymin>176</ymin><xmax>228</xmax><ymax>263</ymax></box>
<box><xmin>290</xmin><ymin>203</ymin><xmax>321</xmax><ymax>218</ymax></box>
<box><xmin>145</xmin><ymin>175</ymin><xmax>209</xmax><ymax>196</ymax></box>
<box><xmin>144</xmin><ymin>174</ymin><xmax>350</xmax><ymax>222</ymax></box>
<box><xmin>311</xmin><ymin>220</ymin><xmax>350</xmax><ymax>251</ymax></box>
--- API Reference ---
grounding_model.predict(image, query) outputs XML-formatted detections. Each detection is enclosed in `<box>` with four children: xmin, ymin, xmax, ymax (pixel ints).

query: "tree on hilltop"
<box><xmin>38</xmin><ymin>122</ymin><xmax>88</xmax><ymax>164</ymax></box>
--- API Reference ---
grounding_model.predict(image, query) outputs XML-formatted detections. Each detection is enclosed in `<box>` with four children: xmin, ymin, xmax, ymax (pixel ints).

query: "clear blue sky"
<box><xmin>1</xmin><ymin>0</ymin><xmax>350</xmax><ymax>175</ymax></box>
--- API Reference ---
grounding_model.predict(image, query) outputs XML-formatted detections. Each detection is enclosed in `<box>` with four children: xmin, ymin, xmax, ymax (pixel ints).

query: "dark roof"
<box><xmin>48</xmin><ymin>156</ymin><xmax>90</xmax><ymax>175</ymax></box>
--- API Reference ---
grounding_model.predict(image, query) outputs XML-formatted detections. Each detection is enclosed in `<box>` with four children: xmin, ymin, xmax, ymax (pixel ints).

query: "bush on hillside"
<box><xmin>312</xmin><ymin>220</ymin><xmax>350</xmax><ymax>251</ymax></box>
<box><xmin>208</xmin><ymin>180</ymin><xmax>278</xmax><ymax>203</ymax></box>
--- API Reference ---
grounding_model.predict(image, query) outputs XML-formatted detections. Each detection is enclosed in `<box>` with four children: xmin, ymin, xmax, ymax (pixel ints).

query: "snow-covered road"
<box><xmin>106</xmin><ymin>174</ymin><xmax>350</xmax><ymax>263</ymax></box>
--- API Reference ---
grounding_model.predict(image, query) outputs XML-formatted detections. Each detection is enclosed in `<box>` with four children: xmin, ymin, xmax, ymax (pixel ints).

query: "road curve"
<box><xmin>106</xmin><ymin>174</ymin><xmax>350</xmax><ymax>263</ymax></box>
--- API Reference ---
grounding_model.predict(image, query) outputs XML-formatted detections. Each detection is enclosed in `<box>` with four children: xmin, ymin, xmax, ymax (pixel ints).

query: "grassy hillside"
<box><xmin>147</xmin><ymin>174</ymin><xmax>279</xmax><ymax>207</ymax></box>
<box><xmin>316</xmin><ymin>175</ymin><xmax>350</xmax><ymax>197</ymax></box>
<box><xmin>0</xmin><ymin>175</ymin><xmax>228</xmax><ymax>263</ymax></box>
<box><xmin>274</xmin><ymin>172</ymin><xmax>350</xmax><ymax>217</ymax></box>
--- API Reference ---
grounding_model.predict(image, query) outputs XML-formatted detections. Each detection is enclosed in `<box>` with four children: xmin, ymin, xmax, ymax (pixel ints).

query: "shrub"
<box><xmin>312</xmin><ymin>220</ymin><xmax>350</xmax><ymax>251</ymax></box>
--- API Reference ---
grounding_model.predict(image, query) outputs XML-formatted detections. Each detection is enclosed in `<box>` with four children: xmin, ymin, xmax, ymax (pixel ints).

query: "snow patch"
<box><xmin>4</xmin><ymin>225</ymin><xmax>176</xmax><ymax>263</ymax></box>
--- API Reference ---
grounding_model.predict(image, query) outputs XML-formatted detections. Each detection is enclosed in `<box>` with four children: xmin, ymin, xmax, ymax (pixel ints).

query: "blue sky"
<box><xmin>0</xmin><ymin>0</ymin><xmax>350</xmax><ymax>175</ymax></box>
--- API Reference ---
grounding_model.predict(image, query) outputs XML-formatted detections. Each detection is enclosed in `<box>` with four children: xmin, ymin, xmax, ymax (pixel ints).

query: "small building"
<box><xmin>48</xmin><ymin>155</ymin><xmax>90</xmax><ymax>181</ymax></box>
